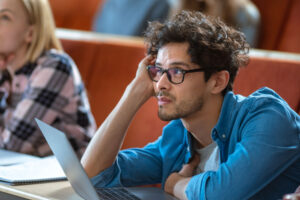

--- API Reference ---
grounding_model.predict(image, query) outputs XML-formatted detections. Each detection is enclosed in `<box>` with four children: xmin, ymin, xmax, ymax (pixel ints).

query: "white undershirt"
<box><xmin>195</xmin><ymin>142</ymin><xmax>220</xmax><ymax>174</ymax></box>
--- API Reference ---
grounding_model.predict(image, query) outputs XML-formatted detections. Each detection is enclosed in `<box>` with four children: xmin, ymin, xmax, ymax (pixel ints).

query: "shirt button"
<box><xmin>212</xmin><ymin>130</ymin><xmax>217</xmax><ymax>136</ymax></box>
<box><xmin>222</xmin><ymin>134</ymin><xmax>226</xmax><ymax>139</ymax></box>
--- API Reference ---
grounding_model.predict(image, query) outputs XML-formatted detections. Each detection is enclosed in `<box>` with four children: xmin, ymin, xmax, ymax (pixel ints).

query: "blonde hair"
<box><xmin>22</xmin><ymin>0</ymin><xmax>63</xmax><ymax>63</ymax></box>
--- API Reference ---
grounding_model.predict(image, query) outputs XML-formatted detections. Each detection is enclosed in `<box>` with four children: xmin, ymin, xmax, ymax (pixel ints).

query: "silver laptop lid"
<box><xmin>35</xmin><ymin>119</ymin><xmax>99</xmax><ymax>200</ymax></box>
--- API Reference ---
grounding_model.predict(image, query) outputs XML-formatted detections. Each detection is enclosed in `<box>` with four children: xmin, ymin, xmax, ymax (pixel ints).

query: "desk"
<box><xmin>0</xmin><ymin>181</ymin><xmax>83</xmax><ymax>200</ymax></box>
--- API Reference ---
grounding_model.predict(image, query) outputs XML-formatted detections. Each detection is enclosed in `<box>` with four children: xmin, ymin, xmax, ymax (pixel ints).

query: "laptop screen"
<box><xmin>35</xmin><ymin>118</ymin><xmax>100</xmax><ymax>200</ymax></box>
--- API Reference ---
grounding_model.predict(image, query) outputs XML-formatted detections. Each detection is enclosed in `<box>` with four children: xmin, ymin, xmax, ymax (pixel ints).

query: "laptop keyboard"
<box><xmin>95</xmin><ymin>187</ymin><xmax>141</xmax><ymax>200</ymax></box>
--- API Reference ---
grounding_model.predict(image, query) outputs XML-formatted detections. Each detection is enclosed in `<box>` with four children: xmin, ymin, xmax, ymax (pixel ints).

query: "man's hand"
<box><xmin>127</xmin><ymin>55</ymin><xmax>156</xmax><ymax>102</ymax></box>
<box><xmin>283</xmin><ymin>193</ymin><xmax>300</xmax><ymax>200</ymax></box>
<box><xmin>165</xmin><ymin>154</ymin><xmax>200</xmax><ymax>200</ymax></box>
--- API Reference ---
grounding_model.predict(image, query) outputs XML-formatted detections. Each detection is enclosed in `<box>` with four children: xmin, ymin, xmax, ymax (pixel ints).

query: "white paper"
<box><xmin>0</xmin><ymin>149</ymin><xmax>40</xmax><ymax>166</ymax></box>
<box><xmin>0</xmin><ymin>156</ymin><xmax>66</xmax><ymax>184</ymax></box>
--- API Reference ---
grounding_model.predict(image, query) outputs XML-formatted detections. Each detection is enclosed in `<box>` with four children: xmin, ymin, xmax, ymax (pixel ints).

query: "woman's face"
<box><xmin>0</xmin><ymin>0</ymin><xmax>33</xmax><ymax>58</ymax></box>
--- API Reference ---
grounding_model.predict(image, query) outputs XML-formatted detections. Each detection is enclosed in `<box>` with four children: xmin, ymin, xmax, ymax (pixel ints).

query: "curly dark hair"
<box><xmin>144</xmin><ymin>10</ymin><xmax>250</xmax><ymax>95</ymax></box>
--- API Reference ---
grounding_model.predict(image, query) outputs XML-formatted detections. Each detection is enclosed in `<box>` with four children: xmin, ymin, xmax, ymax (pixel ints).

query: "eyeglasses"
<box><xmin>146</xmin><ymin>65</ymin><xmax>205</xmax><ymax>84</ymax></box>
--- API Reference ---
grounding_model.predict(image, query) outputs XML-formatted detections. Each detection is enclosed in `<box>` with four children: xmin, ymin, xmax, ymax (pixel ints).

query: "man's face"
<box><xmin>154</xmin><ymin>42</ymin><xmax>210</xmax><ymax>121</ymax></box>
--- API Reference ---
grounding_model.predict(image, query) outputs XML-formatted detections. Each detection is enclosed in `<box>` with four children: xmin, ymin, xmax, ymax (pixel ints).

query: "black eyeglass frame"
<box><xmin>146</xmin><ymin>65</ymin><xmax>206</xmax><ymax>84</ymax></box>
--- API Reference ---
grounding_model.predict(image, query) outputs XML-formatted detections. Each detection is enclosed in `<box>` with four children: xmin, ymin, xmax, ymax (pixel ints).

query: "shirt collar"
<box><xmin>183</xmin><ymin>91</ymin><xmax>240</xmax><ymax>159</ymax></box>
<box><xmin>212</xmin><ymin>91</ymin><xmax>241</xmax><ymax>142</ymax></box>
<box><xmin>15</xmin><ymin>61</ymin><xmax>36</xmax><ymax>76</ymax></box>
<box><xmin>15</xmin><ymin>51</ymin><xmax>46</xmax><ymax>75</ymax></box>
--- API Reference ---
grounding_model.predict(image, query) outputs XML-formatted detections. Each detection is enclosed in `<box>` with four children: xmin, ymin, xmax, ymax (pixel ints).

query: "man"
<box><xmin>81</xmin><ymin>11</ymin><xmax>300</xmax><ymax>200</ymax></box>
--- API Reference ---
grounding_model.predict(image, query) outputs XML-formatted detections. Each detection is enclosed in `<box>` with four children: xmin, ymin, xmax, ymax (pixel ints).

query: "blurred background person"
<box><xmin>92</xmin><ymin>0</ymin><xmax>171</xmax><ymax>36</ymax></box>
<box><xmin>48</xmin><ymin>0</ymin><xmax>300</xmax><ymax>54</ymax></box>
<box><xmin>168</xmin><ymin>0</ymin><xmax>260</xmax><ymax>47</ymax></box>
<box><xmin>0</xmin><ymin>0</ymin><xmax>96</xmax><ymax>157</ymax></box>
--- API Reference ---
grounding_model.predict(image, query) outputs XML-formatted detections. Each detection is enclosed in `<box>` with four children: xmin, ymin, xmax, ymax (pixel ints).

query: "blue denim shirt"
<box><xmin>91</xmin><ymin>88</ymin><xmax>300</xmax><ymax>200</ymax></box>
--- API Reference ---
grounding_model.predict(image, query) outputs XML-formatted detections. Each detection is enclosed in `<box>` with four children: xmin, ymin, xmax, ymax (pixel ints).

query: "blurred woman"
<box><xmin>0</xmin><ymin>0</ymin><xmax>96</xmax><ymax>157</ymax></box>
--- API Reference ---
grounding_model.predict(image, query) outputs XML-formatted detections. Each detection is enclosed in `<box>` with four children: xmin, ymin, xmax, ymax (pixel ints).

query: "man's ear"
<box><xmin>25</xmin><ymin>25</ymin><xmax>34</xmax><ymax>43</ymax></box>
<box><xmin>209</xmin><ymin>70</ymin><xmax>230</xmax><ymax>94</ymax></box>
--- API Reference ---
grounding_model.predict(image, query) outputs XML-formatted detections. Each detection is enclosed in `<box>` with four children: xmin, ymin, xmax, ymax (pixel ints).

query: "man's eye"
<box><xmin>170</xmin><ymin>68</ymin><xmax>183</xmax><ymax>75</ymax></box>
<box><xmin>149</xmin><ymin>67</ymin><xmax>161</xmax><ymax>75</ymax></box>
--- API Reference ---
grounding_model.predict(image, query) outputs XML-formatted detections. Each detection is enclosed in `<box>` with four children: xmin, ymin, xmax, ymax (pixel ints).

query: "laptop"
<box><xmin>35</xmin><ymin>119</ymin><xmax>177</xmax><ymax>200</ymax></box>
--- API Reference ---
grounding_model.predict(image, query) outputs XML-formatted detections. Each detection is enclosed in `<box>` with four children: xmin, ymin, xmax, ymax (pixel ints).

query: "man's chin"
<box><xmin>158</xmin><ymin>111</ymin><xmax>178</xmax><ymax>121</ymax></box>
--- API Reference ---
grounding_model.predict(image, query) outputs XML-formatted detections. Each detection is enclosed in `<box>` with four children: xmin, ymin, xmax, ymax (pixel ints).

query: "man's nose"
<box><xmin>156</xmin><ymin>72</ymin><xmax>171</xmax><ymax>90</ymax></box>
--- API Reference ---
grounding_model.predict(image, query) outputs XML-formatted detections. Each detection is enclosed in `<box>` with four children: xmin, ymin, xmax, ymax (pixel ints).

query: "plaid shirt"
<box><xmin>0</xmin><ymin>49</ymin><xmax>96</xmax><ymax>157</ymax></box>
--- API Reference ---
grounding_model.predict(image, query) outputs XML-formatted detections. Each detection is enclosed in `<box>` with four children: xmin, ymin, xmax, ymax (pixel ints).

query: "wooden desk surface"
<box><xmin>0</xmin><ymin>181</ymin><xmax>84</xmax><ymax>200</ymax></box>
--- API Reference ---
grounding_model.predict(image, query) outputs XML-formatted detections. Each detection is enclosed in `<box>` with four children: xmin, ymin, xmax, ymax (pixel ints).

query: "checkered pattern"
<box><xmin>35</xmin><ymin>89</ymin><xmax>58</xmax><ymax>108</ymax></box>
<box><xmin>0</xmin><ymin>50</ymin><xmax>96</xmax><ymax>157</ymax></box>
<box><xmin>10</xmin><ymin>120</ymin><xmax>37</xmax><ymax>140</ymax></box>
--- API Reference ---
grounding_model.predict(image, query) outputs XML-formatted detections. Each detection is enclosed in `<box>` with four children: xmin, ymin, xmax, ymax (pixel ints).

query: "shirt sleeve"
<box><xmin>91</xmin><ymin>137</ymin><xmax>163</xmax><ymax>188</ymax></box>
<box><xmin>0</xmin><ymin>54</ymin><xmax>82</xmax><ymax>156</ymax></box>
<box><xmin>186</xmin><ymin>98</ymin><xmax>300</xmax><ymax>200</ymax></box>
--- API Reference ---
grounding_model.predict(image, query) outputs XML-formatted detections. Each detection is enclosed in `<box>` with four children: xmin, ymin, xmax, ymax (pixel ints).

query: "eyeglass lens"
<box><xmin>147</xmin><ymin>66</ymin><xmax>184</xmax><ymax>84</ymax></box>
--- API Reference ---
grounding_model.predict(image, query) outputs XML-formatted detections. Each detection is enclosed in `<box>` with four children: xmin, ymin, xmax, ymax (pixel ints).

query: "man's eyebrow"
<box><xmin>169</xmin><ymin>62</ymin><xmax>190</xmax><ymax>67</ymax></box>
<box><xmin>155</xmin><ymin>61</ymin><xmax>191</xmax><ymax>68</ymax></box>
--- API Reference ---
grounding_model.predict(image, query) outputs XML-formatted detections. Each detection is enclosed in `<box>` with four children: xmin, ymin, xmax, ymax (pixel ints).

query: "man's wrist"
<box><xmin>126</xmin><ymin>79</ymin><xmax>153</xmax><ymax>104</ymax></box>
<box><xmin>173</xmin><ymin>176</ymin><xmax>190</xmax><ymax>200</ymax></box>
<box><xmin>165</xmin><ymin>173</ymin><xmax>180</xmax><ymax>195</ymax></box>
<box><xmin>165</xmin><ymin>173</ymin><xmax>190</xmax><ymax>200</ymax></box>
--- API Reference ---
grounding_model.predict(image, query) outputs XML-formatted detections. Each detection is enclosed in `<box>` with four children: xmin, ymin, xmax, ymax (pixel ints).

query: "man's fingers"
<box><xmin>136</xmin><ymin>54</ymin><xmax>156</xmax><ymax>79</ymax></box>
<box><xmin>178</xmin><ymin>154</ymin><xmax>200</xmax><ymax>177</ymax></box>
<box><xmin>149</xmin><ymin>54</ymin><xmax>156</xmax><ymax>65</ymax></box>
<box><xmin>189</xmin><ymin>154</ymin><xmax>200</xmax><ymax>168</ymax></box>
<box><xmin>140</xmin><ymin>54</ymin><xmax>155</xmax><ymax>67</ymax></box>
